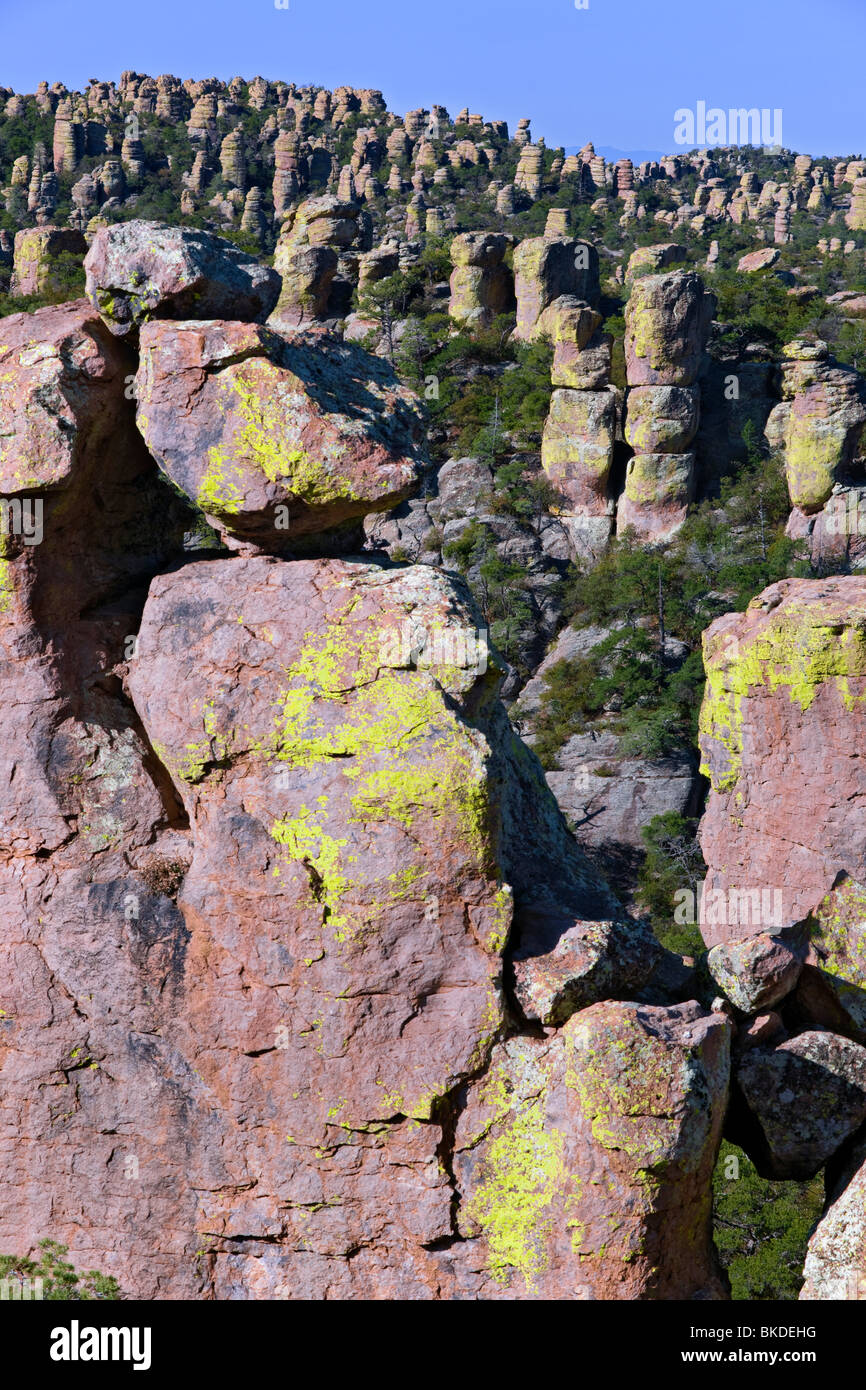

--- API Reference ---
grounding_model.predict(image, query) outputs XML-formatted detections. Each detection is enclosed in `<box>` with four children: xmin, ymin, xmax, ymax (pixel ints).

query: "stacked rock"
<box><xmin>620</xmin><ymin>252</ymin><xmax>715</xmax><ymax>541</ymax></box>
<box><xmin>448</xmin><ymin>231</ymin><xmax>515</xmax><ymax>328</ymax></box>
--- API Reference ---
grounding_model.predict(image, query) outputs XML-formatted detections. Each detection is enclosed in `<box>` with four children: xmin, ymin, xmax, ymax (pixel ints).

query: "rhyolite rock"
<box><xmin>800</xmin><ymin>1148</ymin><xmax>866</xmax><ymax>1299</ymax></box>
<box><xmin>707</xmin><ymin>931</ymin><xmax>805</xmax><ymax>1013</ymax></box>
<box><xmin>624</xmin><ymin>271</ymin><xmax>715</xmax><ymax>387</ymax></box>
<box><xmin>0</xmin><ymin>301</ymin><xmax>211</xmax><ymax>1298</ymax></box>
<box><xmin>134</xmin><ymin>319</ymin><xmax>428</xmax><ymax>548</ymax></box>
<box><xmin>624</xmin><ymin>243</ymin><xmax>687</xmax><ymax>283</ymax></box>
<box><xmin>737</xmin><ymin>1031</ymin><xmax>866</xmax><ymax>1179</ymax></box>
<box><xmin>617</xmin><ymin>452</ymin><xmax>695</xmax><ymax>542</ymax></box>
<box><xmin>791</xmin><ymin>876</ymin><xmax>866</xmax><ymax>1044</ymax></box>
<box><xmin>512</xmin><ymin>236</ymin><xmax>599</xmax><ymax>341</ymax></box>
<box><xmin>449</xmin><ymin>1001</ymin><xmax>730</xmax><ymax>1299</ymax></box>
<box><xmin>624</xmin><ymin>385</ymin><xmax>699</xmax><ymax>454</ymax></box>
<box><xmin>699</xmin><ymin>578</ymin><xmax>866</xmax><ymax>944</ymax></box>
<box><xmin>541</xmin><ymin>387</ymin><xmax>617</xmax><ymax>514</ymax></box>
<box><xmin>765</xmin><ymin>343</ymin><xmax>866</xmax><ymax>513</ymax></box>
<box><xmin>448</xmin><ymin>232</ymin><xmax>515</xmax><ymax>328</ymax></box>
<box><xmin>270</xmin><ymin>197</ymin><xmax>362</xmax><ymax>325</ymax></box>
<box><xmin>84</xmin><ymin>220</ymin><xmax>280</xmax><ymax>337</ymax></box>
<box><xmin>510</xmin><ymin>910</ymin><xmax>660</xmax><ymax>1025</ymax></box>
<box><xmin>10</xmin><ymin>226</ymin><xmax>87</xmax><ymax>298</ymax></box>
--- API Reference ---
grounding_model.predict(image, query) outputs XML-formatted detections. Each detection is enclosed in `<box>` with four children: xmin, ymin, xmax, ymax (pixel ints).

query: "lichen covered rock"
<box><xmin>540</xmin><ymin>387</ymin><xmax>617</xmax><ymax>513</ymax></box>
<box><xmin>617</xmin><ymin>452</ymin><xmax>695</xmax><ymax>542</ymax></box>
<box><xmin>698</xmin><ymin>578</ymin><xmax>866</xmax><ymax>944</ymax></box>
<box><xmin>134</xmin><ymin>319</ymin><xmax>427</xmax><ymax>548</ymax></box>
<box><xmin>624</xmin><ymin>271</ymin><xmax>714</xmax><ymax>387</ymax></box>
<box><xmin>450</xmin><ymin>1001</ymin><xmax>730</xmax><ymax>1299</ymax></box>
<box><xmin>84</xmin><ymin>220</ymin><xmax>280</xmax><ymax>337</ymax></box>
<box><xmin>513</xmin><ymin>237</ymin><xmax>599</xmax><ymax>341</ymax></box>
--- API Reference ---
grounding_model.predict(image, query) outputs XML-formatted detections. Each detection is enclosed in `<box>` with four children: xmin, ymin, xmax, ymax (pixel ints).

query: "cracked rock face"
<box><xmin>448</xmin><ymin>1001</ymin><xmax>731</xmax><ymax>1299</ymax></box>
<box><xmin>1</xmin><ymin>289</ymin><xmax>738</xmax><ymax>1302</ymax></box>
<box><xmin>134</xmin><ymin>320</ymin><xmax>427</xmax><ymax>549</ymax></box>
<box><xmin>84</xmin><ymin>220</ymin><xmax>281</xmax><ymax>338</ymax></box>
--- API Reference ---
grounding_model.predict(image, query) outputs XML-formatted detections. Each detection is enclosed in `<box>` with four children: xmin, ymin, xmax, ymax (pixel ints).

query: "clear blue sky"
<box><xmin>0</xmin><ymin>0</ymin><xmax>862</xmax><ymax>158</ymax></box>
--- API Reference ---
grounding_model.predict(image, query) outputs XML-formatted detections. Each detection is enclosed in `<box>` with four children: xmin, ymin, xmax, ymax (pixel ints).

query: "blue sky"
<box><xmin>0</xmin><ymin>0</ymin><xmax>862</xmax><ymax>157</ymax></box>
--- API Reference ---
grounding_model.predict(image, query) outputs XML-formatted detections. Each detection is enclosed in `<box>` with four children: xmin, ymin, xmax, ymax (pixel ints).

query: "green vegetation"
<box><xmin>534</xmin><ymin>433</ymin><xmax>805</xmax><ymax>771</ymax></box>
<box><xmin>637</xmin><ymin>812</ymin><xmax>706</xmax><ymax>956</ymax></box>
<box><xmin>713</xmin><ymin>1142</ymin><xmax>825</xmax><ymax>1300</ymax></box>
<box><xmin>0</xmin><ymin>1239</ymin><xmax>121</xmax><ymax>1299</ymax></box>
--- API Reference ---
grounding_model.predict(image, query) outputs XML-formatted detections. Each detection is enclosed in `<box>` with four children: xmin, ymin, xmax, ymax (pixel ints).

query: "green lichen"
<box><xmin>464</xmin><ymin>1093</ymin><xmax>567</xmax><ymax>1290</ymax></box>
<box><xmin>699</xmin><ymin>609</ymin><xmax>866</xmax><ymax>792</ymax></box>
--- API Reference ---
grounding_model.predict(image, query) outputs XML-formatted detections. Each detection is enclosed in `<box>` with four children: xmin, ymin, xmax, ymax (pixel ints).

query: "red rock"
<box><xmin>737</xmin><ymin>1031</ymin><xmax>866</xmax><ymax>1179</ymax></box>
<box><xmin>135</xmin><ymin>320</ymin><xmax>427</xmax><ymax>548</ymax></box>
<box><xmin>450</xmin><ymin>1001</ymin><xmax>731</xmax><ymax>1299</ymax></box>
<box><xmin>84</xmin><ymin>220</ymin><xmax>280</xmax><ymax>337</ymax></box>
<box><xmin>707</xmin><ymin>932</ymin><xmax>805</xmax><ymax>1013</ymax></box>
<box><xmin>698</xmin><ymin>578</ymin><xmax>866</xmax><ymax>945</ymax></box>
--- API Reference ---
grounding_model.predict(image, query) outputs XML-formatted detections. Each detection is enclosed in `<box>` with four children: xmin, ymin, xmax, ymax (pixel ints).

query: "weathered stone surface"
<box><xmin>624</xmin><ymin>271</ymin><xmax>715</xmax><ymax>387</ymax></box>
<box><xmin>625</xmin><ymin>243</ymin><xmax>687</xmax><ymax>283</ymax></box>
<box><xmin>792</xmin><ymin>876</ymin><xmax>866</xmax><ymax>1043</ymax></box>
<box><xmin>541</xmin><ymin>387</ymin><xmax>617</xmax><ymax>513</ymax></box>
<box><xmin>767</xmin><ymin>347</ymin><xmax>866</xmax><ymax>512</ymax></box>
<box><xmin>513</xmin><ymin>237</ymin><xmax>599</xmax><ymax>341</ymax></box>
<box><xmin>737</xmin><ymin>1031</ymin><xmax>866</xmax><ymax>1179</ymax></box>
<box><xmin>737</xmin><ymin>247</ymin><xmax>780</xmax><ymax>273</ymax></box>
<box><xmin>450</xmin><ymin>1002</ymin><xmax>730</xmax><ymax>1299</ymax></box>
<box><xmin>624</xmin><ymin>385</ymin><xmax>699</xmax><ymax>454</ymax></box>
<box><xmin>698</xmin><ymin>579</ymin><xmax>866</xmax><ymax>945</ymax></box>
<box><xmin>801</xmin><ymin>1149</ymin><xmax>866</xmax><ymax>1299</ymax></box>
<box><xmin>10</xmin><ymin>226</ymin><xmax>87</xmax><ymax>298</ymax></box>
<box><xmin>135</xmin><ymin>319</ymin><xmax>427</xmax><ymax>548</ymax></box>
<box><xmin>617</xmin><ymin>452</ymin><xmax>695</xmax><ymax>541</ymax></box>
<box><xmin>0</xmin><ymin>302</ymin><xmax>207</xmax><ymax>1298</ymax></box>
<box><xmin>84</xmin><ymin>221</ymin><xmax>280</xmax><ymax>336</ymax></box>
<box><xmin>707</xmin><ymin>931</ymin><xmax>805</xmax><ymax>1013</ymax></box>
<box><xmin>510</xmin><ymin>911</ymin><xmax>660</xmax><ymax>1025</ymax></box>
<box><xmin>448</xmin><ymin>232</ymin><xmax>514</xmax><ymax>327</ymax></box>
<box><xmin>270</xmin><ymin>197</ymin><xmax>363</xmax><ymax>325</ymax></box>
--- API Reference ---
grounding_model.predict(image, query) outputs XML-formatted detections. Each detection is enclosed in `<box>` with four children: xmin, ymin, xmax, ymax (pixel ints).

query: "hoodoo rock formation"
<box><xmin>0</xmin><ymin>221</ymin><xmax>731</xmax><ymax>1301</ymax></box>
<box><xmin>2</xmin><ymin>66</ymin><xmax>866</xmax><ymax>1306</ymax></box>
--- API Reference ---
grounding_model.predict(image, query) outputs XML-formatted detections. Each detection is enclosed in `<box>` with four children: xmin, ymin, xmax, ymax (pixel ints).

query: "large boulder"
<box><xmin>624</xmin><ymin>385</ymin><xmax>699</xmax><ymax>454</ymax></box>
<box><xmin>624</xmin><ymin>271</ymin><xmax>715</xmax><ymax>387</ymax></box>
<box><xmin>449</xmin><ymin>1001</ymin><xmax>731</xmax><ymax>1299</ymax></box>
<box><xmin>513</xmin><ymin>237</ymin><xmax>599</xmax><ymax>341</ymax></box>
<box><xmin>134</xmin><ymin>320</ymin><xmax>428</xmax><ymax>548</ymax></box>
<box><xmin>540</xmin><ymin>387</ymin><xmax>617</xmax><ymax>513</ymax></box>
<box><xmin>707</xmin><ymin>931</ymin><xmax>805</xmax><ymax>1013</ymax></box>
<box><xmin>84</xmin><ymin>220</ymin><xmax>280</xmax><ymax>337</ymax></box>
<box><xmin>448</xmin><ymin>232</ymin><xmax>515</xmax><ymax>328</ymax></box>
<box><xmin>617</xmin><ymin>452</ymin><xmax>696</xmax><ymax>542</ymax></box>
<box><xmin>698</xmin><ymin>578</ymin><xmax>866</xmax><ymax>944</ymax></box>
<box><xmin>737</xmin><ymin>1031</ymin><xmax>866</xmax><ymax>1179</ymax></box>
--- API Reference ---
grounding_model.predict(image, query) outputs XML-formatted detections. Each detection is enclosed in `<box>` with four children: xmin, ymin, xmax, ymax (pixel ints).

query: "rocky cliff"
<box><xmin>1</xmin><ymin>71</ymin><xmax>866</xmax><ymax>1304</ymax></box>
